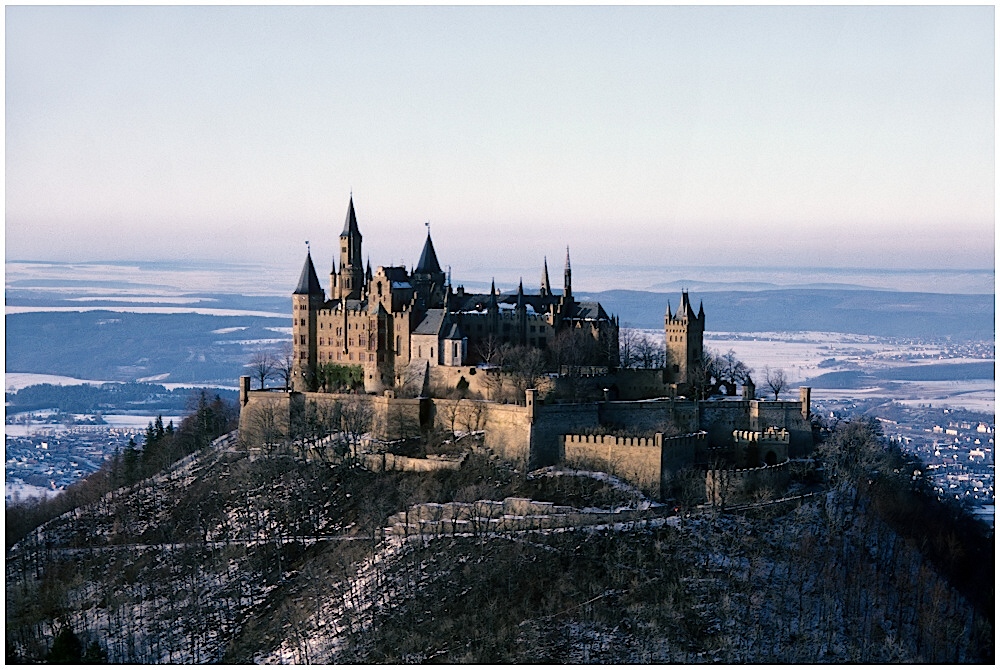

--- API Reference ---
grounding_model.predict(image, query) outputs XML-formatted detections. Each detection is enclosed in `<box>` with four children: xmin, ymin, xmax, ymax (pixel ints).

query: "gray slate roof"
<box><xmin>293</xmin><ymin>253</ymin><xmax>324</xmax><ymax>296</ymax></box>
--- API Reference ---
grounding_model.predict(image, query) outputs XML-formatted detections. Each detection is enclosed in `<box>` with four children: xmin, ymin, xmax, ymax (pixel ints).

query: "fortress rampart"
<box><xmin>239</xmin><ymin>379</ymin><xmax>813</xmax><ymax>495</ymax></box>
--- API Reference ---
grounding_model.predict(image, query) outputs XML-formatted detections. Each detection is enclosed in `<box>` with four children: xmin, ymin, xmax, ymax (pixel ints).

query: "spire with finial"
<box><xmin>540</xmin><ymin>256</ymin><xmax>551</xmax><ymax>298</ymax></box>
<box><xmin>416</xmin><ymin>222</ymin><xmax>442</xmax><ymax>275</ymax></box>
<box><xmin>563</xmin><ymin>246</ymin><xmax>572</xmax><ymax>298</ymax></box>
<box><xmin>488</xmin><ymin>278</ymin><xmax>498</xmax><ymax>309</ymax></box>
<box><xmin>517</xmin><ymin>278</ymin><xmax>525</xmax><ymax>310</ymax></box>
<box><xmin>294</xmin><ymin>244</ymin><xmax>323</xmax><ymax>296</ymax></box>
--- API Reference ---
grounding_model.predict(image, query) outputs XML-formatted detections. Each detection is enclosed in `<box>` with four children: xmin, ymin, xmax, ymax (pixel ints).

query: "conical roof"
<box><xmin>341</xmin><ymin>196</ymin><xmax>361</xmax><ymax>237</ymax></box>
<box><xmin>294</xmin><ymin>252</ymin><xmax>324</xmax><ymax>296</ymax></box>
<box><xmin>416</xmin><ymin>232</ymin><xmax>442</xmax><ymax>274</ymax></box>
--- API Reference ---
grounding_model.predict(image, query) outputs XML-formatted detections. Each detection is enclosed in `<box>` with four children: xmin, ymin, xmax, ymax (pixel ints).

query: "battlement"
<box><xmin>564</xmin><ymin>433</ymin><xmax>663</xmax><ymax>449</ymax></box>
<box><xmin>733</xmin><ymin>427</ymin><xmax>790</xmax><ymax>444</ymax></box>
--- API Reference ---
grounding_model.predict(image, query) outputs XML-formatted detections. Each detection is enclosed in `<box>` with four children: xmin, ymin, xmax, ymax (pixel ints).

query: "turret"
<box><xmin>563</xmin><ymin>246</ymin><xmax>572</xmax><ymax>299</ymax></box>
<box><xmin>540</xmin><ymin>256</ymin><xmax>551</xmax><ymax>299</ymax></box>
<box><xmin>335</xmin><ymin>196</ymin><xmax>365</xmax><ymax>300</ymax></box>
<box><xmin>292</xmin><ymin>250</ymin><xmax>325</xmax><ymax>391</ymax></box>
<box><xmin>413</xmin><ymin>226</ymin><xmax>446</xmax><ymax>309</ymax></box>
<box><xmin>664</xmin><ymin>290</ymin><xmax>705</xmax><ymax>389</ymax></box>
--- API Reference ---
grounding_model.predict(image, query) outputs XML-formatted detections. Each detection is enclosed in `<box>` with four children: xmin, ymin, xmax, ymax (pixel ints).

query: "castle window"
<box><xmin>319</xmin><ymin>337</ymin><xmax>324</xmax><ymax>346</ymax></box>
<box><xmin>300</xmin><ymin>352</ymin><xmax>306</xmax><ymax>360</ymax></box>
<box><xmin>300</xmin><ymin>319</ymin><xmax>306</xmax><ymax>326</ymax></box>
<box><xmin>369</xmin><ymin>354</ymin><xmax>374</xmax><ymax>362</ymax></box>
<box><xmin>300</xmin><ymin>335</ymin><xmax>306</xmax><ymax>345</ymax></box>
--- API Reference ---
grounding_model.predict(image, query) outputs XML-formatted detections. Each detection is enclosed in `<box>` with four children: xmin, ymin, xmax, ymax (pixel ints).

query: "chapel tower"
<box><xmin>332</xmin><ymin>196</ymin><xmax>365</xmax><ymax>301</ymax></box>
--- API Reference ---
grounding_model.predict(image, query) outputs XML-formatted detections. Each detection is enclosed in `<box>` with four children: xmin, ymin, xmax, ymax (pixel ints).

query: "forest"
<box><xmin>5</xmin><ymin>408</ymin><xmax>993</xmax><ymax>663</ymax></box>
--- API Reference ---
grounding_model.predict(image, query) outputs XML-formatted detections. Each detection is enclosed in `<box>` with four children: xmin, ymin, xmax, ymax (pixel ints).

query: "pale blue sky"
<box><xmin>5</xmin><ymin>5</ymin><xmax>995</xmax><ymax>275</ymax></box>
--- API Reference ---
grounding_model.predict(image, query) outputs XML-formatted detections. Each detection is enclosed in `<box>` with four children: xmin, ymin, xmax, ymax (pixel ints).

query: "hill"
<box><xmin>5</xmin><ymin>423</ymin><xmax>992</xmax><ymax>663</ymax></box>
<box><xmin>585</xmin><ymin>288</ymin><xmax>995</xmax><ymax>340</ymax></box>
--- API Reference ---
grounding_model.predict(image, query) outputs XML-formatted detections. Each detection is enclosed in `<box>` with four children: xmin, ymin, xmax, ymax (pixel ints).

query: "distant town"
<box><xmin>814</xmin><ymin>398</ymin><xmax>994</xmax><ymax>525</ymax></box>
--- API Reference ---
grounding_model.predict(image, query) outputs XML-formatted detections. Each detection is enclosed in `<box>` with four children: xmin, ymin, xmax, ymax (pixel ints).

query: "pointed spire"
<box><xmin>489</xmin><ymin>278</ymin><xmax>498</xmax><ymax>309</ymax></box>
<box><xmin>666</xmin><ymin>300</ymin><xmax>673</xmax><ymax>320</ymax></box>
<box><xmin>540</xmin><ymin>256</ymin><xmax>551</xmax><ymax>298</ymax></box>
<box><xmin>365</xmin><ymin>258</ymin><xmax>372</xmax><ymax>281</ymax></box>
<box><xmin>563</xmin><ymin>246</ymin><xmax>573</xmax><ymax>298</ymax></box>
<box><xmin>517</xmin><ymin>278</ymin><xmax>525</xmax><ymax>309</ymax></box>
<box><xmin>294</xmin><ymin>251</ymin><xmax>324</xmax><ymax>295</ymax></box>
<box><xmin>697</xmin><ymin>300</ymin><xmax>704</xmax><ymax>320</ymax></box>
<box><xmin>416</xmin><ymin>228</ymin><xmax>442</xmax><ymax>274</ymax></box>
<box><xmin>341</xmin><ymin>195</ymin><xmax>361</xmax><ymax>237</ymax></box>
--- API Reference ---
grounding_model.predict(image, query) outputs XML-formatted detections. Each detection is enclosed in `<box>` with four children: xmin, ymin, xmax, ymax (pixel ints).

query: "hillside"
<box><xmin>5</xmin><ymin>424</ymin><xmax>993</xmax><ymax>664</ymax></box>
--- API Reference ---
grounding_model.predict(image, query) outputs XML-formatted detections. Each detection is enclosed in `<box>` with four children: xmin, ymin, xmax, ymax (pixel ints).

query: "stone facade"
<box><xmin>292</xmin><ymin>197</ymin><xmax>619</xmax><ymax>394</ymax></box>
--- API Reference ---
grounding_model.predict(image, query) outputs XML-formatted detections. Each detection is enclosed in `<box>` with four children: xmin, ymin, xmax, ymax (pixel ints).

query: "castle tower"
<box><xmin>412</xmin><ymin>227</ymin><xmax>446</xmax><ymax>309</ymax></box>
<box><xmin>334</xmin><ymin>196</ymin><xmax>364</xmax><ymax>301</ymax></box>
<box><xmin>292</xmin><ymin>250</ymin><xmax>325</xmax><ymax>391</ymax></box>
<box><xmin>664</xmin><ymin>290</ymin><xmax>705</xmax><ymax>387</ymax></box>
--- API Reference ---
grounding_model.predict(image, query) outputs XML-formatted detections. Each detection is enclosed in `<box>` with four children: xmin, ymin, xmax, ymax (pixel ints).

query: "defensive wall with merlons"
<box><xmin>238</xmin><ymin>376</ymin><xmax>813</xmax><ymax>476</ymax></box>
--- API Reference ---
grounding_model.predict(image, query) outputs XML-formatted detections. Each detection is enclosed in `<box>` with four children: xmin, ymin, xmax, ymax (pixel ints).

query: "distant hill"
<box><xmin>584</xmin><ymin>288</ymin><xmax>994</xmax><ymax>340</ymax></box>
<box><xmin>4</xmin><ymin>288</ymin><xmax>993</xmax><ymax>387</ymax></box>
<box><xmin>5</xmin><ymin>311</ymin><xmax>288</xmax><ymax>386</ymax></box>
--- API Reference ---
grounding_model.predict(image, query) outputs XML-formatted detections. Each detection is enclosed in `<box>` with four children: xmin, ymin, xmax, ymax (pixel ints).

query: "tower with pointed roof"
<box><xmin>333</xmin><ymin>196</ymin><xmax>365</xmax><ymax>301</ymax></box>
<box><xmin>411</xmin><ymin>228</ymin><xmax>446</xmax><ymax>310</ymax></box>
<box><xmin>292</xmin><ymin>250</ymin><xmax>326</xmax><ymax>390</ymax></box>
<box><xmin>664</xmin><ymin>290</ymin><xmax>705</xmax><ymax>388</ymax></box>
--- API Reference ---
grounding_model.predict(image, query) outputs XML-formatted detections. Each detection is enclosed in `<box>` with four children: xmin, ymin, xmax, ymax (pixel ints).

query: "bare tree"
<box><xmin>242</xmin><ymin>398</ymin><xmax>285</xmax><ymax>451</ymax></box>
<box><xmin>340</xmin><ymin>396</ymin><xmax>374</xmax><ymax>458</ymax></box>
<box><xmin>248</xmin><ymin>350</ymin><xmax>277</xmax><ymax>390</ymax></box>
<box><xmin>619</xmin><ymin>327</ymin><xmax>640</xmax><ymax>369</ymax></box>
<box><xmin>507</xmin><ymin>346</ymin><xmax>547</xmax><ymax>404</ymax></box>
<box><xmin>474</xmin><ymin>333</ymin><xmax>504</xmax><ymax>367</ymax></box>
<box><xmin>764</xmin><ymin>366</ymin><xmax>788</xmax><ymax>400</ymax></box>
<box><xmin>277</xmin><ymin>343</ymin><xmax>295</xmax><ymax>391</ymax></box>
<box><xmin>634</xmin><ymin>333</ymin><xmax>666</xmax><ymax>369</ymax></box>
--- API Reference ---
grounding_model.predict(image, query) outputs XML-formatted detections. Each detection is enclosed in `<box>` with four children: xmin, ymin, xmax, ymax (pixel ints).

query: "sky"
<box><xmin>5</xmin><ymin>5</ymin><xmax>995</xmax><ymax>277</ymax></box>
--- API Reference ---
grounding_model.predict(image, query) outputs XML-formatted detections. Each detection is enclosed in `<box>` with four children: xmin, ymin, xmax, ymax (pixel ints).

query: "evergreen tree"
<box><xmin>47</xmin><ymin>627</ymin><xmax>82</xmax><ymax>663</ymax></box>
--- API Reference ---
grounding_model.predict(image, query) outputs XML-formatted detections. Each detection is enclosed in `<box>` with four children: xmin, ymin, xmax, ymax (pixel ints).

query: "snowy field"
<box><xmin>4</xmin><ymin>372</ymin><xmax>235</xmax><ymax>393</ymax></box>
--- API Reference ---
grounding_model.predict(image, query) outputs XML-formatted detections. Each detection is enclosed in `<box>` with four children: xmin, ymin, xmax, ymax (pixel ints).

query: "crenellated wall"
<box><xmin>705</xmin><ymin>460</ymin><xmax>791</xmax><ymax>506</ymax></box>
<box><xmin>561</xmin><ymin>430</ymin><xmax>707</xmax><ymax>499</ymax></box>
<box><xmin>238</xmin><ymin>380</ymin><xmax>813</xmax><ymax>481</ymax></box>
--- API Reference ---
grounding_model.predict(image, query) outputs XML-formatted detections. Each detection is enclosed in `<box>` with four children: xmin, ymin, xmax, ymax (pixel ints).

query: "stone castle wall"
<box><xmin>705</xmin><ymin>460</ymin><xmax>792</xmax><ymax>506</ymax></box>
<box><xmin>239</xmin><ymin>379</ymin><xmax>812</xmax><ymax>482</ymax></box>
<box><xmin>561</xmin><ymin>431</ymin><xmax>706</xmax><ymax>499</ymax></box>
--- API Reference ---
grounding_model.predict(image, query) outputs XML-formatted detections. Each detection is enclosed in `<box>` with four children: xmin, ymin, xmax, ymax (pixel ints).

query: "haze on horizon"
<box><xmin>5</xmin><ymin>5</ymin><xmax>995</xmax><ymax>273</ymax></box>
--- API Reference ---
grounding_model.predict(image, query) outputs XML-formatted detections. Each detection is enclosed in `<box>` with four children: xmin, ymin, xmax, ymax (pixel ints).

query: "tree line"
<box><xmin>6</xmin><ymin>390</ymin><xmax>238</xmax><ymax>551</ymax></box>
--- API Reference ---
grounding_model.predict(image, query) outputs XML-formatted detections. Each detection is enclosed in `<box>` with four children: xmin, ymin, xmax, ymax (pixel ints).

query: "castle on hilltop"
<box><xmin>293</xmin><ymin>196</ymin><xmax>631</xmax><ymax>393</ymax></box>
<box><xmin>240</xmin><ymin>194</ymin><xmax>814</xmax><ymax>502</ymax></box>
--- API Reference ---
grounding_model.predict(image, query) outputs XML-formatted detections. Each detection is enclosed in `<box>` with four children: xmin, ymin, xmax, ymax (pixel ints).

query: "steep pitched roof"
<box><xmin>414</xmin><ymin>309</ymin><xmax>446</xmax><ymax>335</ymax></box>
<box><xmin>341</xmin><ymin>196</ymin><xmax>361</xmax><ymax>237</ymax></box>
<box><xmin>293</xmin><ymin>252</ymin><xmax>324</xmax><ymax>296</ymax></box>
<box><xmin>416</xmin><ymin>232</ymin><xmax>442</xmax><ymax>274</ymax></box>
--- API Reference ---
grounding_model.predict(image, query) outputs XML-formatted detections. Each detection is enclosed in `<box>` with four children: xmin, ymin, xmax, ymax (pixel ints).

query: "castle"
<box><xmin>292</xmin><ymin>196</ymin><xmax>622</xmax><ymax>394</ymax></box>
<box><xmin>242</xmin><ymin>195</ymin><xmax>814</xmax><ymax>502</ymax></box>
